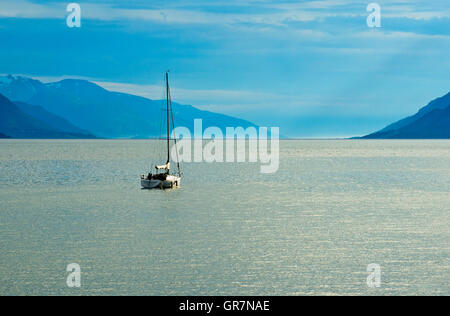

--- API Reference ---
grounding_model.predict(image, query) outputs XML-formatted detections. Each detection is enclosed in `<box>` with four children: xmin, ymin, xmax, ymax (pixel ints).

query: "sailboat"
<box><xmin>141</xmin><ymin>72</ymin><xmax>181</xmax><ymax>189</ymax></box>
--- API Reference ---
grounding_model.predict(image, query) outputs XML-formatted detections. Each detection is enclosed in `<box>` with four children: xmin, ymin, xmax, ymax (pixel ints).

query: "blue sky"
<box><xmin>0</xmin><ymin>0</ymin><xmax>449</xmax><ymax>137</ymax></box>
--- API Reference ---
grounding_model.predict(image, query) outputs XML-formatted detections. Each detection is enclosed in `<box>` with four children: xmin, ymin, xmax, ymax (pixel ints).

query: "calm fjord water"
<box><xmin>0</xmin><ymin>140</ymin><xmax>449</xmax><ymax>296</ymax></box>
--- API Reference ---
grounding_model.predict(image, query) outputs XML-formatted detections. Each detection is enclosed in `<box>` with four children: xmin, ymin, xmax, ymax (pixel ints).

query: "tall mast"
<box><xmin>166</xmin><ymin>71</ymin><xmax>170</xmax><ymax>165</ymax></box>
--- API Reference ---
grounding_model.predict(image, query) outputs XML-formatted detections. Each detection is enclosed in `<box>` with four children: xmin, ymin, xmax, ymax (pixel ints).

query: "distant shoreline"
<box><xmin>1</xmin><ymin>138</ymin><xmax>449</xmax><ymax>141</ymax></box>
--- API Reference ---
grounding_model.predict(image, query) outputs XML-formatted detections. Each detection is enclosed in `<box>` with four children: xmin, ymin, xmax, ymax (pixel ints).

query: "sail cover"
<box><xmin>156</xmin><ymin>162</ymin><xmax>170</xmax><ymax>170</ymax></box>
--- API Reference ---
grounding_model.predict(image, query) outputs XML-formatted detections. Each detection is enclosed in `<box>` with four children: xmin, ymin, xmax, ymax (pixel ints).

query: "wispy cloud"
<box><xmin>2</xmin><ymin>0</ymin><xmax>449</xmax><ymax>25</ymax></box>
<box><xmin>0</xmin><ymin>0</ymin><xmax>63</xmax><ymax>18</ymax></box>
<box><xmin>94</xmin><ymin>80</ymin><xmax>284</xmax><ymax>105</ymax></box>
<box><xmin>92</xmin><ymin>80</ymin><xmax>388</xmax><ymax>118</ymax></box>
<box><xmin>1</xmin><ymin>0</ymin><xmax>449</xmax><ymax>137</ymax></box>
<box><xmin>356</xmin><ymin>30</ymin><xmax>450</xmax><ymax>40</ymax></box>
<box><xmin>1</xmin><ymin>0</ymin><xmax>447</xmax><ymax>47</ymax></box>
<box><xmin>0</xmin><ymin>0</ymin><xmax>321</xmax><ymax>24</ymax></box>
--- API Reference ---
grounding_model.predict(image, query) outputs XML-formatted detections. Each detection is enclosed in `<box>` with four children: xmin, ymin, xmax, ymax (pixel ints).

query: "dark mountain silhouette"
<box><xmin>0</xmin><ymin>75</ymin><xmax>258</xmax><ymax>138</ymax></box>
<box><xmin>0</xmin><ymin>93</ymin><xmax>95</xmax><ymax>139</ymax></box>
<box><xmin>15</xmin><ymin>101</ymin><xmax>92</xmax><ymax>136</ymax></box>
<box><xmin>362</xmin><ymin>92</ymin><xmax>450</xmax><ymax>139</ymax></box>
<box><xmin>363</xmin><ymin>105</ymin><xmax>450</xmax><ymax>139</ymax></box>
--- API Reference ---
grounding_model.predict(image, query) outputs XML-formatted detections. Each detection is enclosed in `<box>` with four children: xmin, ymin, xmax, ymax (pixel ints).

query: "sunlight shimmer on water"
<box><xmin>0</xmin><ymin>140</ymin><xmax>449</xmax><ymax>295</ymax></box>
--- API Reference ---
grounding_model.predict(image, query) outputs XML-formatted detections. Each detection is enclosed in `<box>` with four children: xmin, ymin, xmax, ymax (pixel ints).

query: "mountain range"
<box><xmin>362</xmin><ymin>92</ymin><xmax>450</xmax><ymax>139</ymax></box>
<box><xmin>1</xmin><ymin>75</ymin><xmax>449</xmax><ymax>139</ymax></box>
<box><xmin>0</xmin><ymin>93</ymin><xmax>95</xmax><ymax>139</ymax></box>
<box><xmin>0</xmin><ymin>75</ymin><xmax>258</xmax><ymax>139</ymax></box>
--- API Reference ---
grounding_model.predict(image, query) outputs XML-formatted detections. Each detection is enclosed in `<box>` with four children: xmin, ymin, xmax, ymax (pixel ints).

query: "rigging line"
<box><xmin>168</xmin><ymin>84</ymin><xmax>181</xmax><ymax>176</ymax></box>
<box><xmin>166</xmin><ymin>72</ymin><xmax>170</xmax><ymax>164</ymax></box>
<box><xmin>157</xmin><ymin>73</ymin><xmax>166</xmax><ymax>163</ymax></box>
<box><xmin>159</xmin><ymin>71</ymin><xmax>167</xmax><ymax>163</ymax></box>
<box><xmin>158</xmin><ymin>108</ymin><xmax>166</xmax><ymax>163</ymax></box>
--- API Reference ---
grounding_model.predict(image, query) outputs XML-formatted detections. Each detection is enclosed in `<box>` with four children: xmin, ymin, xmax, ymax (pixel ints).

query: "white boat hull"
<box><xmin>141</xmin><ymin>176</ymin><xmax>181</xmax><ymax>189</ymax></box>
